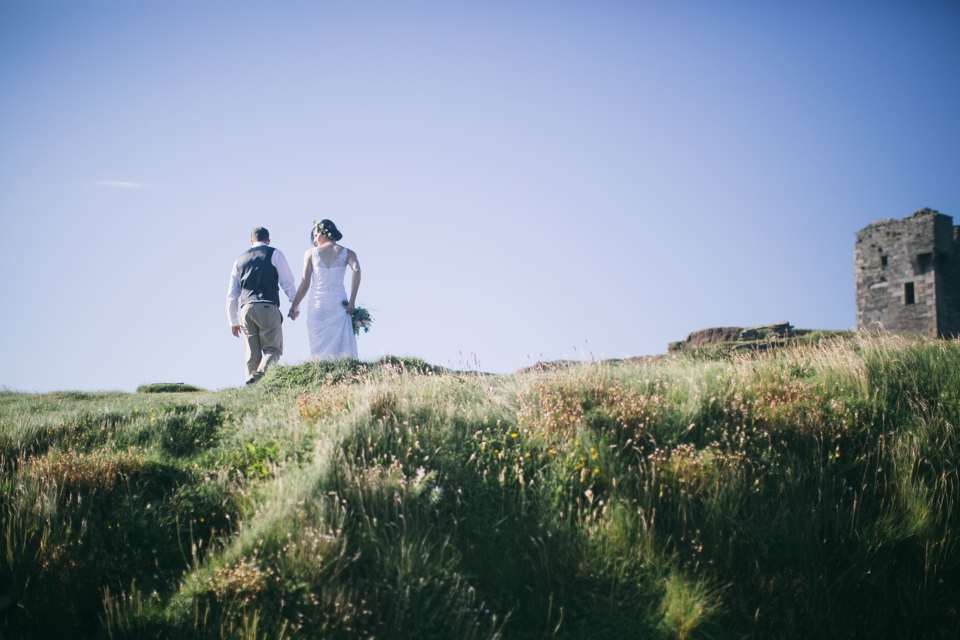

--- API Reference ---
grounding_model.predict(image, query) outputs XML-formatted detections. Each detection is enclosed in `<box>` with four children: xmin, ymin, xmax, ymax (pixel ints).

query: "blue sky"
<box><xmin>1</xmin><ymin>1</ymin><xmax>958</xmax><ymax>391</ymax></box>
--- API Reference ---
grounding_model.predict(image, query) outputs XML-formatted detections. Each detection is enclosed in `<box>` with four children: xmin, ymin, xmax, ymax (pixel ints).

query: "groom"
<box><xmin>226</xmin><ymin>227</ymin><xmax>297</xmax><ymax>384</ymax></box>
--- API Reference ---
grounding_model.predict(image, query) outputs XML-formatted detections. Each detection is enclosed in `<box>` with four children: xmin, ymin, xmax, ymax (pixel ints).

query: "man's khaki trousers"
<box><xmin>240</xmin><ymin>302</ymin><xmax>283</xmax><ymax>381</ymax></box>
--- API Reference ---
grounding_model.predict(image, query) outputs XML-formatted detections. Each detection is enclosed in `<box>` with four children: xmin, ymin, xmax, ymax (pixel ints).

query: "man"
<box><xmin>226</xmin><ymin>227</ymin><xmax>298</xmax><ymax>384</ymax></box>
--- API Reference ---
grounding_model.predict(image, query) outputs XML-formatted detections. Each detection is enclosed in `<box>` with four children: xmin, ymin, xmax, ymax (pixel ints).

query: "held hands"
<box><xmin>288</xmin><ymin>306</ymin><xmax>300</xmax><ymax>321</ymax></box>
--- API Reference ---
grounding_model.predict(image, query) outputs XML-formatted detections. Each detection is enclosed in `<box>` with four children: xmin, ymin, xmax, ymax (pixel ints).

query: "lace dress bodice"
<box><xmin>308</xmin><ymin>246</ymin><xmax>350</xmax><ymax>309</ymax></box>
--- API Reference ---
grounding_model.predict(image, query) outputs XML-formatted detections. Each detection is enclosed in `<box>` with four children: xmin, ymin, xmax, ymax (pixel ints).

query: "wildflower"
<box><xmin>511</xmin><ymin>433</ymin><xmax>518</xmax><ymax>439</ymax></box>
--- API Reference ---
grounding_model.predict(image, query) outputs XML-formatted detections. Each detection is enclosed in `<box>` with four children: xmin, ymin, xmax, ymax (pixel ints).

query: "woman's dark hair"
<box><xmin>313</xmin><ymin>219</ymin><xmax>343</xmax><ymax>243</ymax></box>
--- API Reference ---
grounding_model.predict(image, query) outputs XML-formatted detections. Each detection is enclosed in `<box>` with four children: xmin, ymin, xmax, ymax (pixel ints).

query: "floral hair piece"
<box><xmin>313</xmin><ymin>220</ymin><xmax>331</xmax><ymax>239</ymax></box>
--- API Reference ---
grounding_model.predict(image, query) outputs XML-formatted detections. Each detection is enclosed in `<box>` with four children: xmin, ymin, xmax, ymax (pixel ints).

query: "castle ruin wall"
<box><xmin>855</xmin><ymin>209</ymin><xmax>960</xmax><ymax>338</ymax></box>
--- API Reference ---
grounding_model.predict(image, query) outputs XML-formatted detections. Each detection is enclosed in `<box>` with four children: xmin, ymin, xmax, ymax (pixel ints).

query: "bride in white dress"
<box><xmin>288</xmin><ymin>219</ymin><xmax>361</xmax><ymax>359</ymax></box>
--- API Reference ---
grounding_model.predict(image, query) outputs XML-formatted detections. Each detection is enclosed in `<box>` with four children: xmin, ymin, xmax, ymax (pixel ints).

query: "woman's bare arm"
<box><xmin>289</xmin><ymin>250</ymin><xmax>313</xmax><ymax>320</ymax></box>
<box><xmin>345</xmin><ymin>250</ymin><xmax>361</xmax><ymax>314</ymax></box>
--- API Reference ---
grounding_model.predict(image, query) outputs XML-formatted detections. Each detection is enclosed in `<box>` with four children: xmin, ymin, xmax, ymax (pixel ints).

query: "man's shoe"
<box><xmin>245</xmin><ymin>371</ymin><xmax>264</xmax><ymax>386</ymax></box>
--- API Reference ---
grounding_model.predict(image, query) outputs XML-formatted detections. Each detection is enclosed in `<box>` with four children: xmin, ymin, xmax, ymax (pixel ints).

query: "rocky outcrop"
<box><xmin>668</xmin><ymin>327</ymin><xmax>743</xmax><ymax>353</ymax></box>
<box><xmin>669</xmin><ymin>322</ymin><xmax>795</xmax><ymax>353</ymax></box>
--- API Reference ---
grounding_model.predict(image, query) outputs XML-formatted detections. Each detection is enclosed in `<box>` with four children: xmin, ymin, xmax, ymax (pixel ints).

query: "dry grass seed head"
<box><xmin>297</xmin><ymin>386</ymin><xmax>352</xmax><ymax>421</ymax></box>
<box><xmin>517</xmin><ymin>374</ymin><xmax>589</xmax><ymax>436</ymax></box>
<box><xmin>209</xmin><ymin>559</ymin><xmax>268</xmax><ymax>602</ymax></box>
<box><xmin>24</xmin><ymin>448</ymin><xmax>145</xmax><ymax>492</ymax></box>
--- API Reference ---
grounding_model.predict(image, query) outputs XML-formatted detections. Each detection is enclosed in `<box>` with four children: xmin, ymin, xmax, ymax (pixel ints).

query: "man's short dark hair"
<box><xmin>252</xmin><ymin>227</ymin><xmax>270</xmax><ymax>242</ymax></box>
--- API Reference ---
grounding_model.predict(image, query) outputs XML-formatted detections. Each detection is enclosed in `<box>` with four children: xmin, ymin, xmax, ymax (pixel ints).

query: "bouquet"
<box><xmin>343</xmin><ymin>301</ymin><xmax>373</xmax><ymax>336</ymax></box>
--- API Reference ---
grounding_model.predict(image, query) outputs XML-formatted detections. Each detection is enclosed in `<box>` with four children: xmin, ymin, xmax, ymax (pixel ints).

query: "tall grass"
<box><xmin>1</xmin><ymin>341</ymin><xmax>959</xmax><ymax>638</ymax></box>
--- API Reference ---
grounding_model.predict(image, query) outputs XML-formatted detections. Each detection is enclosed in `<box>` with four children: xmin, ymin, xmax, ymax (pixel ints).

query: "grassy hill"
<box><xmin>1</xmin><ymin>337</ymin><xmax>959</xmax><ymax>639</ymax></box>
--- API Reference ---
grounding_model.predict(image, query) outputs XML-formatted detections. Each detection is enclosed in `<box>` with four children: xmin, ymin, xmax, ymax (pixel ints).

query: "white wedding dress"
<box><xmin>306</xmin><ymin>246</ymin><xmax>358</xmax><ymax>359</ymax></box>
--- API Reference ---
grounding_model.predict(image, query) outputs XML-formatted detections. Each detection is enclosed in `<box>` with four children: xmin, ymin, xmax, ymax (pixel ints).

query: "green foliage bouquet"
<box><xmin>342</xmin><ymin>300</ymin><xmax>373</xmax><ymax>336</ymax></box>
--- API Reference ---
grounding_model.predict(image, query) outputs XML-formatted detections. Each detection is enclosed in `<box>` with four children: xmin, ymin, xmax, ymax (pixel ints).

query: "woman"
<box><xmin>289</xmin><ymin>219</ymin><xmax>361</xmax><ymax>359</ymax></box>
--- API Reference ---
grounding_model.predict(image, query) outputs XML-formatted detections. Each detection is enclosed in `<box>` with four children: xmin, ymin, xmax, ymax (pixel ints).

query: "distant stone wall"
<box><xmin>669</xmin><ymin>327</ymin><xmax>743</xmax><ymax>353</ymax></box>
<box><xmin>668</xmin><ymin>323</ymin><xmax>794</xmax><ymax>353</ymax></box>
<box><xmin>855</xmin><ymin>209</ymin><xmax>960</xmax><ymax>338</ymax></box>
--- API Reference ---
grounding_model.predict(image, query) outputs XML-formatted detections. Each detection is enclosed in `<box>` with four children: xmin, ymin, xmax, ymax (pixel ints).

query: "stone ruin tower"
<box><xmin>856</xmin><ymin>208</ymin><xmax>960</xmax><ymax>338</ymax></box>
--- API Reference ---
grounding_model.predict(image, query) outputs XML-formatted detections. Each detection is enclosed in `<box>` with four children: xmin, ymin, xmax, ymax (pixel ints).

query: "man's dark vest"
<box><xmin>237</xmin><ymin>245</ymin><xmax>280</xmax><ymax>307</ymax></box>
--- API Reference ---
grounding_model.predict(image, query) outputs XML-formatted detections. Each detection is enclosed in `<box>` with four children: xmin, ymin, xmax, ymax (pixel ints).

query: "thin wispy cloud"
<box><xmin>94</xmin><ymin>181</ymin><xmax>148</xmax><ymax>188</ymax></box>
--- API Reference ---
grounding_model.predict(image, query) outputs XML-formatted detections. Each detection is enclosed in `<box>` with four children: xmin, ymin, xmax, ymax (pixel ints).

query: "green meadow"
<box><xmin>1</xmin><ymin>337</ymin><xmax>958</xmax><ymax>639</ymax></box>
